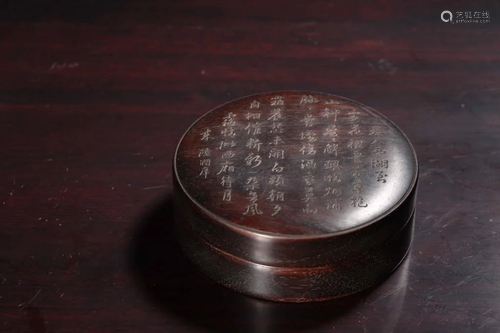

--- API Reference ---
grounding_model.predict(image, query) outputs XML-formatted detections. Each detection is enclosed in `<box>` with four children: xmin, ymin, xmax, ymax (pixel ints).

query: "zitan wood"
<box><xmin>1</xmin><ymin>0</ymin><xmax>499</xmax><ymax>332</ymax></box>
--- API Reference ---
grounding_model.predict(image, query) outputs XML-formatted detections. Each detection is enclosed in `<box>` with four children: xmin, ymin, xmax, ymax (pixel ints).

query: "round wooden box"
<box><xmin>173</xmin><ymin>91</ymin><xmax>418</xmax><ymax>302</ymax></box>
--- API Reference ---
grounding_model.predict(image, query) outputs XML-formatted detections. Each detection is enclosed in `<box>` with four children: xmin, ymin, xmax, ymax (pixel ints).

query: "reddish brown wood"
<box><xmin>1</xmin><ymin>0</ymin><xmax>499</xmax><ymax>331</ymax></box>
<box><xmin>173</xmin><ymin>91</ymin><xmax>418</xmax><ymax>301</ymax></box>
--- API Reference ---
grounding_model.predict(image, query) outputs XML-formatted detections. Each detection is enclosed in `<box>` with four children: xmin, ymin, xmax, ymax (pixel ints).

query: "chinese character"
<box><xmin>250</xmin><ymin>100</ymin><xmax>260</xmax><ymax>109</ymax></box>
<box><xmin>270</xmin><ymin>122</ymin><xmax>284</xmax><ymax>133</ymax></box>
<box><xmin>244</xmin><ymin>177</ymin><xmax>260</xmax><ymax>191</ymax></box>
<box><xmin>247</xmin><ymin>191</ymin><xmax>259</xmax><ymax>204</ymax></box>
<box><xmin>324</xmin><ymin>173</ymin><xmax>341</xmax><ymax>183</ymax></box>
<box><xmin>222</xmin><ymin>112</ymin><xmax>237</xmax><ymax>127</ymax></box>
<box><xmin>321</xmin><ymin>107</ymin><xmax>338</xmax><ymax>121</ymax></box>
<box><xmin>222</xmin><ymin>189</ymin><xmax>232</xmax><ymax>202</ymax></box>
<box><xmin>301</xmin><ymin>114</ymin><xmax>315</xmax><ymax>127</ymax></box>
<box><xmin>219</xmin><ymin>140</ymin><xmax>237</xmax><ymax>149</ymax></box>
<box><xmin>324</xmin><ymin>124</ymin><xmax>338</xmax><ymax>137</ymax></box>
<box><xmin>267</xmin><ymin>189</ymin><xmax>285</xmax><ymax>202</ymax></box>
<box><xmin>324</xmin><ymin>160</ymin><xmax>341</xmax><ymax>170</ymax></box>
<box><xmin>350</xmin><ymin>196</ymin><xmax>368</xmax><ymax>208</ymax></box>
<box><xmin>465</xmin><ymin>11</ymin><xmax>472</xmax><ymax>19</ymax></box>
<box><xmin>375</xmin><ymin>171</ymin><xmax>388</xmax><ymax>183</ymax></box>
<box><xmin>349</xmin><ymin>124</ymin><xmax>361</xmax><ymax>136</ymax></box>
<box><xmin>350</xmin><ymin>151</ymin><xmax>363</xmax><ymax>164</ymax></box>
<box><xmin>269</xmin><ymin>175</ymin><xmax>285</xmax><ymax>186</ymax></box>
<box><xmin>352</xmin><ymin>176</ymin><xmax>362</xmax><ymax>185</ymax></box>
<box><xmin>246</xmin><ymin>138</ymin><xmax>263</xmax><ymax>151</ymax></box>
<box><xmin>200</xmin><ymin>159</ymin><xmax>211</xmax><ymax>166</ymax></box>
<box><xmin>216</xmin><ymin>161</ymin><xmax>235</xmax><ymax>174</ymax></box>
<box><xmin>271</xmin><ymin>162</ymin><xmax>284</xmax><ymax>173</ymax></box>
<box><xmin>300</xmin><ymin>95</ymin><xmax>319</xmax><ymax>104</ymax></box>
<box><xmin>300</xmin><ymin>131</ymin><xmax>317</xmax><ymax>142</ymax></box>
<box><xmin>269</xmin><ymin>148</ymin><xmax>285</xmax><ymax>159</ymax></box>
<box><xmin>198</xmin><ymin>148</ymin><xmax>210</xmax><ymax>157</ymax></box>
<box><xmin>324</xmin><ymin>187</ymin><xmax>342</xmax><ymax>196</ymax></box>
<box><xmin>271</xmin><ymin>204</ymin><xmax>282</xmax><ymax>216</ymax></box>
<box><xmin>245</xmin><ymin>122</ymin><xmax>263</xmax><ymax>135</ymax></box>
<box><xmin>371</xmin><ymin>159</ymin><xmax>389</xmax><ymax>168</ymax></box>
<box><xmin>270</xmin><ymin>96</ymin><xmax>284</xmax><ymax>106</ymax></box>
<box><xmin>199</xmin><ymin>167</ymin><xmax>209</xmax><ymax>178</ymax></box>
<box><xmin>327</xmin><ymin>199</ymin><xmax>342</xmax><ymax>211</ymax></box>
<box><xmin>474</xmin><ymin>11</ymin><xmax>481</xmax><ymax>18</ymax></box>
<box><xmin>370</xmin><ymin>140</ymin><xmax>386</xmax><ymax>154</ymax></box>
<box><xmin>482</xmin><ymin>11</ymin><xmax>490</xmax><ymax>19</ymax></box>
<box><xmin>351</xmin><ymin>168</ymin><xmax>363</xmax><ymax>178</ymax></box>
<box><xmin>268</xmin><ymin>108</ymin><xmax>282</xmax><ymax>121</ymax></box>
<box><xmin>302</xmin><ymin>175</ymin><xmax>315</xmax><ymax>186</ymax></box>
<box><xmin>456</xmin><ymin>11</ymin><xmax>463</xmax><ymax>19</ymax></box>
<box><xmin>243</xmin><ymin>191</ymin><xmax>262</xmax><ymax>215</ymax></box>
<box><xmin>246</xmin><ymin>112</ymin><xmax>261</xmax><ymax>120</ymax></box>
<box><xmin>352</xmin><ymin>183</ymin><xmax>364</xmax><ymax>194</ymax></box>
<box><xmin>323</xmin><ymin>143</ymin><xmax>340</xmax><ymax>156</ymax></box>
<box><xmin>221</xmin><ymin>127</ymin><xmax>237</xmax><ymax>137</ymax></box>
<box><xmin>347</xmin><ymin>139</ymin><xmax>363</xmax><ymax>150</ymax></box>
<box><xmin>300</xmin><ymin>144</ymin><xmax>317</xmax><ymax>155</ymax></box>
<box><xmin>221</xmin><ymin>175</ymin><xmax>235</xmax><ymax>188</ymax></box>
<box><xmin>222</xmin><ymin>150</ymin><xmax>235</xmax><ymax>159</ymax></box>
<box><xmin>346</xmin><ymin>111</ymin><xmax>362</xmax><ymax>122</ymax></box>
<box><xmin>302</xmin><ymin>187</ymin><xmax>315</xmax><ymax>203</ymax></box>
<box><xmin>243</xmin><ymin>203</ymin><xmax>263</xmax><ymax>215</ymax></box>
<box><xmin>301</xmin><ymin>159</ymin><xmax>317</xmax><ymax>170</ymax></box>
<box><xmin>369</xmin><ymin>126</ymin><xmax>383</xmax><ymax>136</ymax></box>
<box><xmin>200</xmin><ymin>128</ymin><xmax>211</xmax><ymax>141</ymax></box>
<box><xmin>245</xmin><ymin>153</ymin><xmax>262</xmax><ymax>168</ymax></box>
<box><xmin>323</xmin><ymin>187</ymin><xmax>342</xmax><ymax>197</ymax></box>
<box><xmin>269</xmin><ymin>136</ymin><xmax>284</xmax><ymax>145</ymax></box>
<box><xmin>303</xmin><ymin>204</ymin><xmax>318</xmax><ymax>214</ymax></box>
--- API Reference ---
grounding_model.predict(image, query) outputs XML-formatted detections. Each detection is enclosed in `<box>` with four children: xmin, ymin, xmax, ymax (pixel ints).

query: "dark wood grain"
<box><xmin>1</xmin><ymin>0</ymin><xmax>500</xmax><ymax>331</ymax></box>
<box><xmin>172</xmin><ymin>91</ymin><xmax>417</xmax><ymax>302</ymax></box>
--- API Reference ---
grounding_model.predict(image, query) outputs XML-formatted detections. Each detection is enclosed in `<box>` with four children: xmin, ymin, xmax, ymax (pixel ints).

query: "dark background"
<box><xmin>1</xmin><ymin>1</ymin><xmax>500</xmax><ymax>332</ymax></box>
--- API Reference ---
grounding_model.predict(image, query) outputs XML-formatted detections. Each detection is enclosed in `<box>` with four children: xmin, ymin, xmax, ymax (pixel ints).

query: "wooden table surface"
<box><xmin>1</xmin><ymin>1</ymin><xmax>499</xmax><ymax>332</ymax></box>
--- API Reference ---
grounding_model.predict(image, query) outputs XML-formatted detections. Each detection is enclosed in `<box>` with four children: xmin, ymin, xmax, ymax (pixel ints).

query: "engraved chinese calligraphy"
<box><xmin>175</xmin><ymin>91</ymin><xmax>417</xmax><ymax>234</ymax></box>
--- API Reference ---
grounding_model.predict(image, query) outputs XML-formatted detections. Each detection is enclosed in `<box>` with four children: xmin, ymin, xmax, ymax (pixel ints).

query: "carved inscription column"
<box><xmin>243</xmin><ymin>100</ymin><xmax>264</xmax><ymax>215</ymax></box>
<box><xmin>266</xmin><ymin>96</ymin><xmax>286</xmax><ymax>217</ymax></box>
<box><xmin>370</xmin><ymin>124</ymin><xmax>390</xmax><ymax>187</ymax></box>
<box><xmin>322</xmin><ymin>99</ymin><xmax>343</xmax><ymax>212</ymax></box>
<box><xmin>346</xmin><ymin>109</ymin><xmax>368</xmax><ymax>209</ymax></box>
<box><xmin>198</xmin><ymin>128</ymin><xmax>212</xmax><ymax>179</ymax></box>
<box><xmin>218</xmin><ymin>112</ymin><xmax>238</xmax><ymax>202</ymax></box>
<box><xmin>299</xmin><ymin>94</ymin><xmax>320</xmax><ymax>215</ymax></box>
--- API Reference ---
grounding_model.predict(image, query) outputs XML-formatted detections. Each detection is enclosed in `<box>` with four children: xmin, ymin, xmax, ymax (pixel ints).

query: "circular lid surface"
<box><xmin>175</xmin><ymin>91</ymin><xmax>417</xmax><ymax>236</ymax></box>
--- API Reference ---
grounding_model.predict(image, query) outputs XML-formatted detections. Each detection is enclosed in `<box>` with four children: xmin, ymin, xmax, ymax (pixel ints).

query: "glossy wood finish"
<box><xmin>1</xmin><ymin>0</ymin><xmax>499</xmax><ymax>331</ymax></box>
<box><xmin>173</xmin><ymin>91</ymin><xmax>418</xmax><ymax>301</ymax></box>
